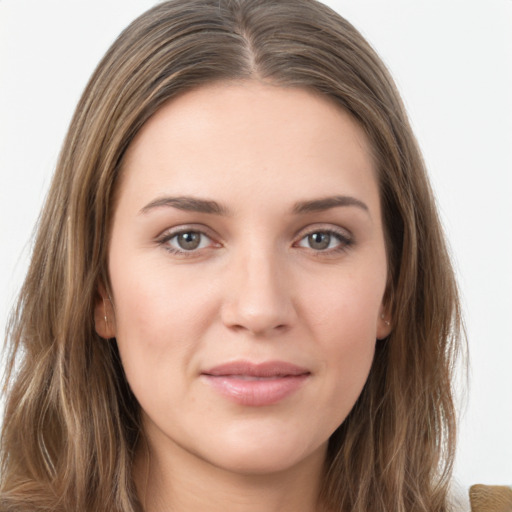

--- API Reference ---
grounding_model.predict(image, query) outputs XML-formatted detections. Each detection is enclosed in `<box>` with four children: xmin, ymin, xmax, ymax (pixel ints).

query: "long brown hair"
<box><xmin>1</xmin><ymin>1</ymin><xmax>462</xmax><ymax>510</ymax></box>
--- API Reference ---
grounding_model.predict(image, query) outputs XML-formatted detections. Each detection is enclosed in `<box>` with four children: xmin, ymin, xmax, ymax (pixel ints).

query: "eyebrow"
<box><xmin>139</xmin><ymin>194</ymin><xmax>369</xmax><ymax>216</ymax></box>
<box><xmin>139</xmin><ymin>196</ymin><xmax>231</xmax><ymax>216</ymax></box>
<box><xmin>292</xmin><ymin>195</ymin><xmax>369</xmax><ymax>215</ymax></box>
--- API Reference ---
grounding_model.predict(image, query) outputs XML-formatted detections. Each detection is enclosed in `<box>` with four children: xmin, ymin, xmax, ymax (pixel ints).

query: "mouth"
<box><xmin>201</xmin><ymin>361</ymin><xmax>311</xmax><ymax>406</ymax></box>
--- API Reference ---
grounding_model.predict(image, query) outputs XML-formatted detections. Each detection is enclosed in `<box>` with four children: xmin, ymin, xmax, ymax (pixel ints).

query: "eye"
<box><xmin>159</xmin><ymin>229</ymin><xmax>216</xmax><ymax>254</ymax></box>
<box><xmin>296</xmin><ymin>229</ymin><xmax>352</xmax><ymax>252</ymax></box>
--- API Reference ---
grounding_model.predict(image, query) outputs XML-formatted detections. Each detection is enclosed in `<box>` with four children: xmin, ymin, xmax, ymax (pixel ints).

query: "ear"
<box><xmin>376</xmin><ymin>305</ymin><xmax>392</xmax><ymax>340</ymax></box>
<box><xmin>94</xmin><ymin>283</ymin><xmax>116</xmax><ymax>339</ymax></box>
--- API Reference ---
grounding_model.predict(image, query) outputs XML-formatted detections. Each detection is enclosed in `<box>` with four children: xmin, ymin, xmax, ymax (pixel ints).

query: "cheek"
<box><xmin>316</xmin><ymin>316</ymin><xmax>376</xmax><ymax>434</ymax></box>
<box><xmin>303</xmin><ymin>262</ymin><xmax>385</xmax><ymax>341</ymax></box>
<box><xmin>111</xmin><ymin>249</ymin><xmax>209</xmax><ymax>335</ymax></box>
<box><xmin>108</xmin><ymin>257</ymin><xmax>212</xmax><ymax>395</ymax></box>
<box><xmin>300</xmin><ymin>265</ymin><xmax>383</xmax><ymax>416</ymax></box>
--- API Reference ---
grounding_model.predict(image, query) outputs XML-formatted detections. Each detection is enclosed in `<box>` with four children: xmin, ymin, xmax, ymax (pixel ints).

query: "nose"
<box><xmin>220</xmin><ymin>251</ymin><xmax>296</xmax><ymax>336</ymax></box>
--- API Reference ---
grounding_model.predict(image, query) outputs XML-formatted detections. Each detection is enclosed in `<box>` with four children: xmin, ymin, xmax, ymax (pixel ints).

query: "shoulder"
<box><xmin>448</xmin><ymin>480</ymin><xmax>471</xmax><ymax>512</ymax></box>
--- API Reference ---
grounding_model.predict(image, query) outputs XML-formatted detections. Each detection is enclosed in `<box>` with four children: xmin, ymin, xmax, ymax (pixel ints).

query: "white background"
<box><xmin>1</xmin><ymin>0</ymin><xmax>511</xmax><ymax>491</ymax></box>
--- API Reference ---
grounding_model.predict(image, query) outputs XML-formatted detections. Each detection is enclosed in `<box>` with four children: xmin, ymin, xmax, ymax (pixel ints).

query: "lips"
<box><xmin>201</xmin><ymin>361</ymin><xmax>310</xmax><ymax>406</ymax></box>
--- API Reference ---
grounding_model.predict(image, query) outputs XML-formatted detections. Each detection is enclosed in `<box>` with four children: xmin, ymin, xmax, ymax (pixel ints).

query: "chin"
<box><xmin>202</xmin><ymin>431</ymin><xmax>327</xmax><ymax>477</ymax></box>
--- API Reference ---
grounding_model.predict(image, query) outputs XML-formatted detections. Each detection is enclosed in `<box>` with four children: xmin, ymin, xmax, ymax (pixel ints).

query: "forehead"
<box><xmin>118</xmin><ymin>81</ymin><xmax>379</xmax><ymax>213</ymax></box>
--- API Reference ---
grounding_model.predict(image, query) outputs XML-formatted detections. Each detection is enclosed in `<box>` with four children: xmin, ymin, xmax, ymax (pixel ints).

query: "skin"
<box><xmin>95</xmin><ymin>81</ymin><xmax>392</xmax><ymax>512</ymax></box>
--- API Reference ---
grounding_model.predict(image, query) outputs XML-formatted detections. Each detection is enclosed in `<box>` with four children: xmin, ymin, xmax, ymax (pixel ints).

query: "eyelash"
<box><xmin>293</xmin><ymin>228</ymin><xmax>353</xmax><ymax>255</ymax></box>
<box><xmin>156</xmin><ymin>226</ymin><xmax>353</xmax><ymax>257</ymax></box>
<box><xmin>156</xmin><ymin>226</ymin><xmax>219</xmax><ymax>257</ymax></box>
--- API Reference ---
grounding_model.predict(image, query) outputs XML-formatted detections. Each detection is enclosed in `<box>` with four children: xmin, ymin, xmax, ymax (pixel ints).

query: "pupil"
<box><xmin>178</xmin><ymin>232</ymin><xmax>200</xmax><ymax>250</ymax></box>
<box><xmin>309</xmin><ymin>232</ymin><xmax>330</xmax><ymax>250</ymax></box>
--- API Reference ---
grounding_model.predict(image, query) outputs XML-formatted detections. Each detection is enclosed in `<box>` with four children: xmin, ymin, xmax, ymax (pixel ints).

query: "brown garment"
<box><xmin>470</xmin><ymin>485</ymin><xmax>512</xmax><ymax>512</ymax></box>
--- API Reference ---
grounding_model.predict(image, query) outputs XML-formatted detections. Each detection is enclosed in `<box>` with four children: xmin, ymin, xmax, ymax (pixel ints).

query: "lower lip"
<box><xmin>202</xmin><ymin>374</ymin><xmax>309</xmax><ymax>406</ymax></box>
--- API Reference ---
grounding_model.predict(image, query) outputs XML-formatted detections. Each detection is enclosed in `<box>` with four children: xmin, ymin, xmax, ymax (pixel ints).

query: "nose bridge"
<box><xmin>221</xmin><ymin>240</ymin><xmax>294</xmax><ymax>335</ymax></box>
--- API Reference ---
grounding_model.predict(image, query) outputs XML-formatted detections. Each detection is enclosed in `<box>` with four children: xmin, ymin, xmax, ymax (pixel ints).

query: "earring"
<box><xmin>381</xmin><ymin>313</ymin><xmax>390</xmax><ymax>326</ymax></box>
<box><xmin>103</xmin><ymin>298</ymin><xmax>109</xmax><ymax>332</ymax></box>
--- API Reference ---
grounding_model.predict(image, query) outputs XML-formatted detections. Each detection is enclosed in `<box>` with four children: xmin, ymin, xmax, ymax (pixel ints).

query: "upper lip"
<box><xmin>202</xmin><ymin>360</ymin><xmax>310</xmax><ymax>377</ymax></box>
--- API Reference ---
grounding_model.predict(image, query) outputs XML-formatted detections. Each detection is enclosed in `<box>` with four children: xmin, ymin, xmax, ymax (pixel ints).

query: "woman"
<box><xmin>0</xmin><ymin>0</ymin><xmax>463</xmax><ymax>511</ymax></box>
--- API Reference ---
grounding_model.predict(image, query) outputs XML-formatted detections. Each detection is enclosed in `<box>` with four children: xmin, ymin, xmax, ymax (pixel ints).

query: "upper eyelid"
<box><xmin>294</xmin><ymin>223</ymin><xmax>352</xmax><ymax>240</ymax></box>
<box><xmin>157</xmin><ymin>228</ymin><xmax>220</xmax><ymax>256</ymax></box>
<box><xmin>156</xmin><ymin>224</ymin><xmax>217</xmax><ymax>240</ymax></box>
<box><xmin>155</xmin><ymin>227</ymin><xmax>220</xmax><ymax>254</ymax></box>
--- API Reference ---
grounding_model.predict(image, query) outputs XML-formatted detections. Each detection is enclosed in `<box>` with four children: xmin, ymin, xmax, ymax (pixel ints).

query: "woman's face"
<box><xmin>97</xmin><ymin>82</ymin><xmax>391</xmax><ymax>476</ymax></box>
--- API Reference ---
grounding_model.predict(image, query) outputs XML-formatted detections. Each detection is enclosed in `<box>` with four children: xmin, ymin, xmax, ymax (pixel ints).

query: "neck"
<box><xmin>134</xmin><ymin>434</ymin><xmax>327</xmax><ymax>512</ymax></box>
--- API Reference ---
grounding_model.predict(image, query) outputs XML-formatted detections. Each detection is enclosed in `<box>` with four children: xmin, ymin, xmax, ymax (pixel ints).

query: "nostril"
<box><xmin>227</xmin><ymin>321</ymin><xmax>288</xmax><ymax>335</ymax></box>
<box><xmin>219</xmin><ymin>270</ymin><xmax>297</xmax><ymax>335</ymax></box>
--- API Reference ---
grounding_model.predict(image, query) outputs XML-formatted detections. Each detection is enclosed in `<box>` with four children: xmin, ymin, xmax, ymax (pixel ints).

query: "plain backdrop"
<box><xmin>1</xmin><ymin>0</ymin><xmax>511</xmax><ymax>491</ymax></box>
